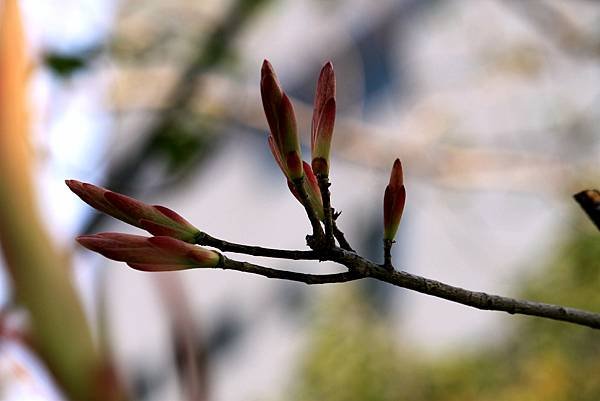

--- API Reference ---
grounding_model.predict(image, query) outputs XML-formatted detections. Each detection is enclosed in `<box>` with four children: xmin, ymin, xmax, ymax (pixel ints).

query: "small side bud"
<box><xmin>383</xmin><ymin>159</ymin><xmax>406</xmax><ymax>241</ymax></box>
<box><xmin>311</xmin><ymin>97</ymin><xmax>336</xmax><ymax>176</ymax></box>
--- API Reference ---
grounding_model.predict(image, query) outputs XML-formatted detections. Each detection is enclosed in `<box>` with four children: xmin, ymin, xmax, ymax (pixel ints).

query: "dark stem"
<box><xmin>383</xmin><ymin>239</ymin><xmax>394</xmax><ymax>270</ymax></box>
<box><xmin>331</xmin><ymin>249</ymin><xmax>600</xmax><ymax>330</ymax></box>
<box><xmin>194</xmin><ymin>234</ymin><xmax>600</xmax><ymax>329</ymax></box>
<box><xmin>574</xmin><ymin>189</ymin><xmax>600</xmax><ymax>231</ymax></box>
<box><xmin>332</xmin><ymin>217</ymin><xmax>354</xmax><ymax>252</ymax></box>
<box><xmin>377</xmin><ymin>268</ymin><xmax>600</xmax><ymax>329</ymax></box>
<box><xmin>195</xmin><ymin>232</ymin><xmax>322</xmax><ymax>260</ymax></box>
<box><xmin>291</xmin><ymin>177</ymin><xmax>325</xmax><ymax>247</ymax></box>
<box><xmin>210</xmin><ymin>244</ymin><xmax>600</xmax><ymax>329</ymax></box>
<box><xmin>137</xmin><ymin>230</ymin><xmax>600</xmax><ymax>329</ymax></box>
<box><xmin>221</xmin><ymin>257</ymin><xmax>362</xmax><ymax>284</ymax></box>
<box><xmin>317</xmin><ymin>174</ymin><xmax>335</xmax><ymax>248</ymax></box>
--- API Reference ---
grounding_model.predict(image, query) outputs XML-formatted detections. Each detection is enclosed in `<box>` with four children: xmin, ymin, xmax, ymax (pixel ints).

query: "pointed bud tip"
<box><xmin>76</xmin><ymin>235</ymin><xmax>100</xmax><ymax>250</ymax></box>
<box><xmin>389</xmin><ymin>158</ymin><xmax>404</xmax><ymax>188</ymax></box>
<box><xmin>319</xmin><ymin>61</ymin><xmax>335</xmax><ymax>81</ymax></box>
<box><xmin>75</xmin><ymin>235</ymin><xmax>90</xmax><ymax>244</ymax></box>
<box><xmin>261</xmin><ymin>59</ymin><xmax>275</xmax><ymax>76</ymax></box>
<box><xmin>317</xmin><ymin>62</ymin><xmax>336</xmax><ymax>88</ymax></box>
<box><xmin>65</xmin><ymin>179</ymin><xmax>83</xmax><ymax>192</ymax></box>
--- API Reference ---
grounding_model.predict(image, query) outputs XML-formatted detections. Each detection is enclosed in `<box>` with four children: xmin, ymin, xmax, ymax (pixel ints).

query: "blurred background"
<box><xmin>1</xmin><ymin>0</ymin><xmax>599</xmax><ymax>400</ymax></box>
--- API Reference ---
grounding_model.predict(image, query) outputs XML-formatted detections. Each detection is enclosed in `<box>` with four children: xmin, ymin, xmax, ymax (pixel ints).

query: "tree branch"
<box><xmin>332</xmin><ymin>217</ymin><xmax>354</xmax><ymax>252</ymax></box>
<box><xmin>330</xmin><ymin>248</ymin><xmax>600</xmax><ymax>329</ymax></box>
<box><xmin>195</xmin><ymin>235</ymin><xmax>600</xmax><ymax>329</ymax></box>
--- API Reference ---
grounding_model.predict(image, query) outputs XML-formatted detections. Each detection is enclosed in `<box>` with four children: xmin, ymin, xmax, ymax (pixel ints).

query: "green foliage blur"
<box><xmin>290</xmin><ymin>218</ymin><xmax>600</xmax><ymax>400</ymax></box>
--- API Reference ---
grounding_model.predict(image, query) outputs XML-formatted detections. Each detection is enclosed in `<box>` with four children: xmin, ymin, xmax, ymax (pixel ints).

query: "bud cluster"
<box><xmin>66</xmin><ymin>180</ymin><xmax>220</xmax><ymax>270</ymax></box>
<box><xmin>70</xmin><ymin>59</ymin><xmax>406</xmax><ymax>272</ymax></box>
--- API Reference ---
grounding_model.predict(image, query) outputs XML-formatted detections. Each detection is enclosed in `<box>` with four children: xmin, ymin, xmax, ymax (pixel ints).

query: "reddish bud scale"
<box><xmin>311</xmin><ymin>62</ymin><xmax>336</xmax><ymax>176</ymax></box>
<box><xmin>287</xmin><ymin>162</ymin><xmax>325</xmax><ymax>221</ymax></box>
<box><xmin>260</xmin><ymin>62</ymin><xmax>283</xmax><ymax>140</ymax></box>
<box><xmin>66</xmin><ymin>180</ymin><xmax>200</xmax><ymax>243</ymax></box>
<box><xmin>311</xmin><ymin>62</ymin><xmax>336</xmax><ymax>146</ymax></box>
<box><xmin>383</xmin><ymin>159</ymin><xmax>406</xmax><ymax>241</ymax></box>
<box><xmin>261</xmin><ymin>60</ymin><xmax>304</xmax><ymax>181</ymax></box>
<box><xmin>285</xmin><ymin>151</ymin><xmax>303</xmax><ymax>179</ymax></box>
<box><xmin>77</xmin><ymin>233</ymin><xmax>220</xmax><ymax>272</ymax></box>
<box><xmin>261</xmin><ymin>60</ymin><xmax>333</xmax><ymax>220</ymax></box>
<box><xmin>311</xmin><ymin>97</ymin><xmax>336</xmax><ymax>176</ymax></box>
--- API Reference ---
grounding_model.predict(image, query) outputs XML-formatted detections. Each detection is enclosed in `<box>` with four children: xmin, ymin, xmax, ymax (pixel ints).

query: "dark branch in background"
<box><xmin>205</xmin><ymin>237</ymin><xmax>600</xmax><ymax>330</ymax></box>
<box><xmin>500</xmin><ymin>0</ymin><xmax>600</xmax><ymax>59</ymax></box>
<box><xmin>153</xmin><ymin>276</ymin><xmax>208</xmax><ymax>401</ymax></box>
<box><xmin>574</xmin><ymin>189</ymin><xmax>600</xmax><ymax>231</ymax></box>
<box><xmin>82</xmin><ymin>0</ymin><xmax>272</xmax><ymax>234</ymax></box>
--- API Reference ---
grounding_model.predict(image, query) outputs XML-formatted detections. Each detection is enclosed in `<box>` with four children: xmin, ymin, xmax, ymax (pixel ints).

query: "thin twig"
<box><xmin>375</xmin><ymin>268</ymin><xmax>600</xmax><ymax>329</ymax></box>
<box><xmin>200</xmin><ymin>237</ymin><xmax>600</xmax><ymax>329</ymax></box>
<box><xmin>317</xmin><ymin>174</ymin><xmax>335</xmax><ymax>248</ymax></box>
<box><xmin>331</xmin><ymin>248</ymin><xmax>600</xmax><ymax>330</ymax></box>
<box><xmin>220</xmin><ymin>257</ymin><xmax>361</xmax><ymax>284</ymax></box>
<box><xmin>332</xmin><ymin>217</ymin><xmax>354</xmax><ymax>252</ymax></box>
<box><xmin>291</xmin><ymin>177</ymin><xmax>325</xmax><ymax>247</ymax></box>
<box><xmin>195</xmin><ymin>232</ymin><xmax>322</xmax><ymax>260</ymax></box>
